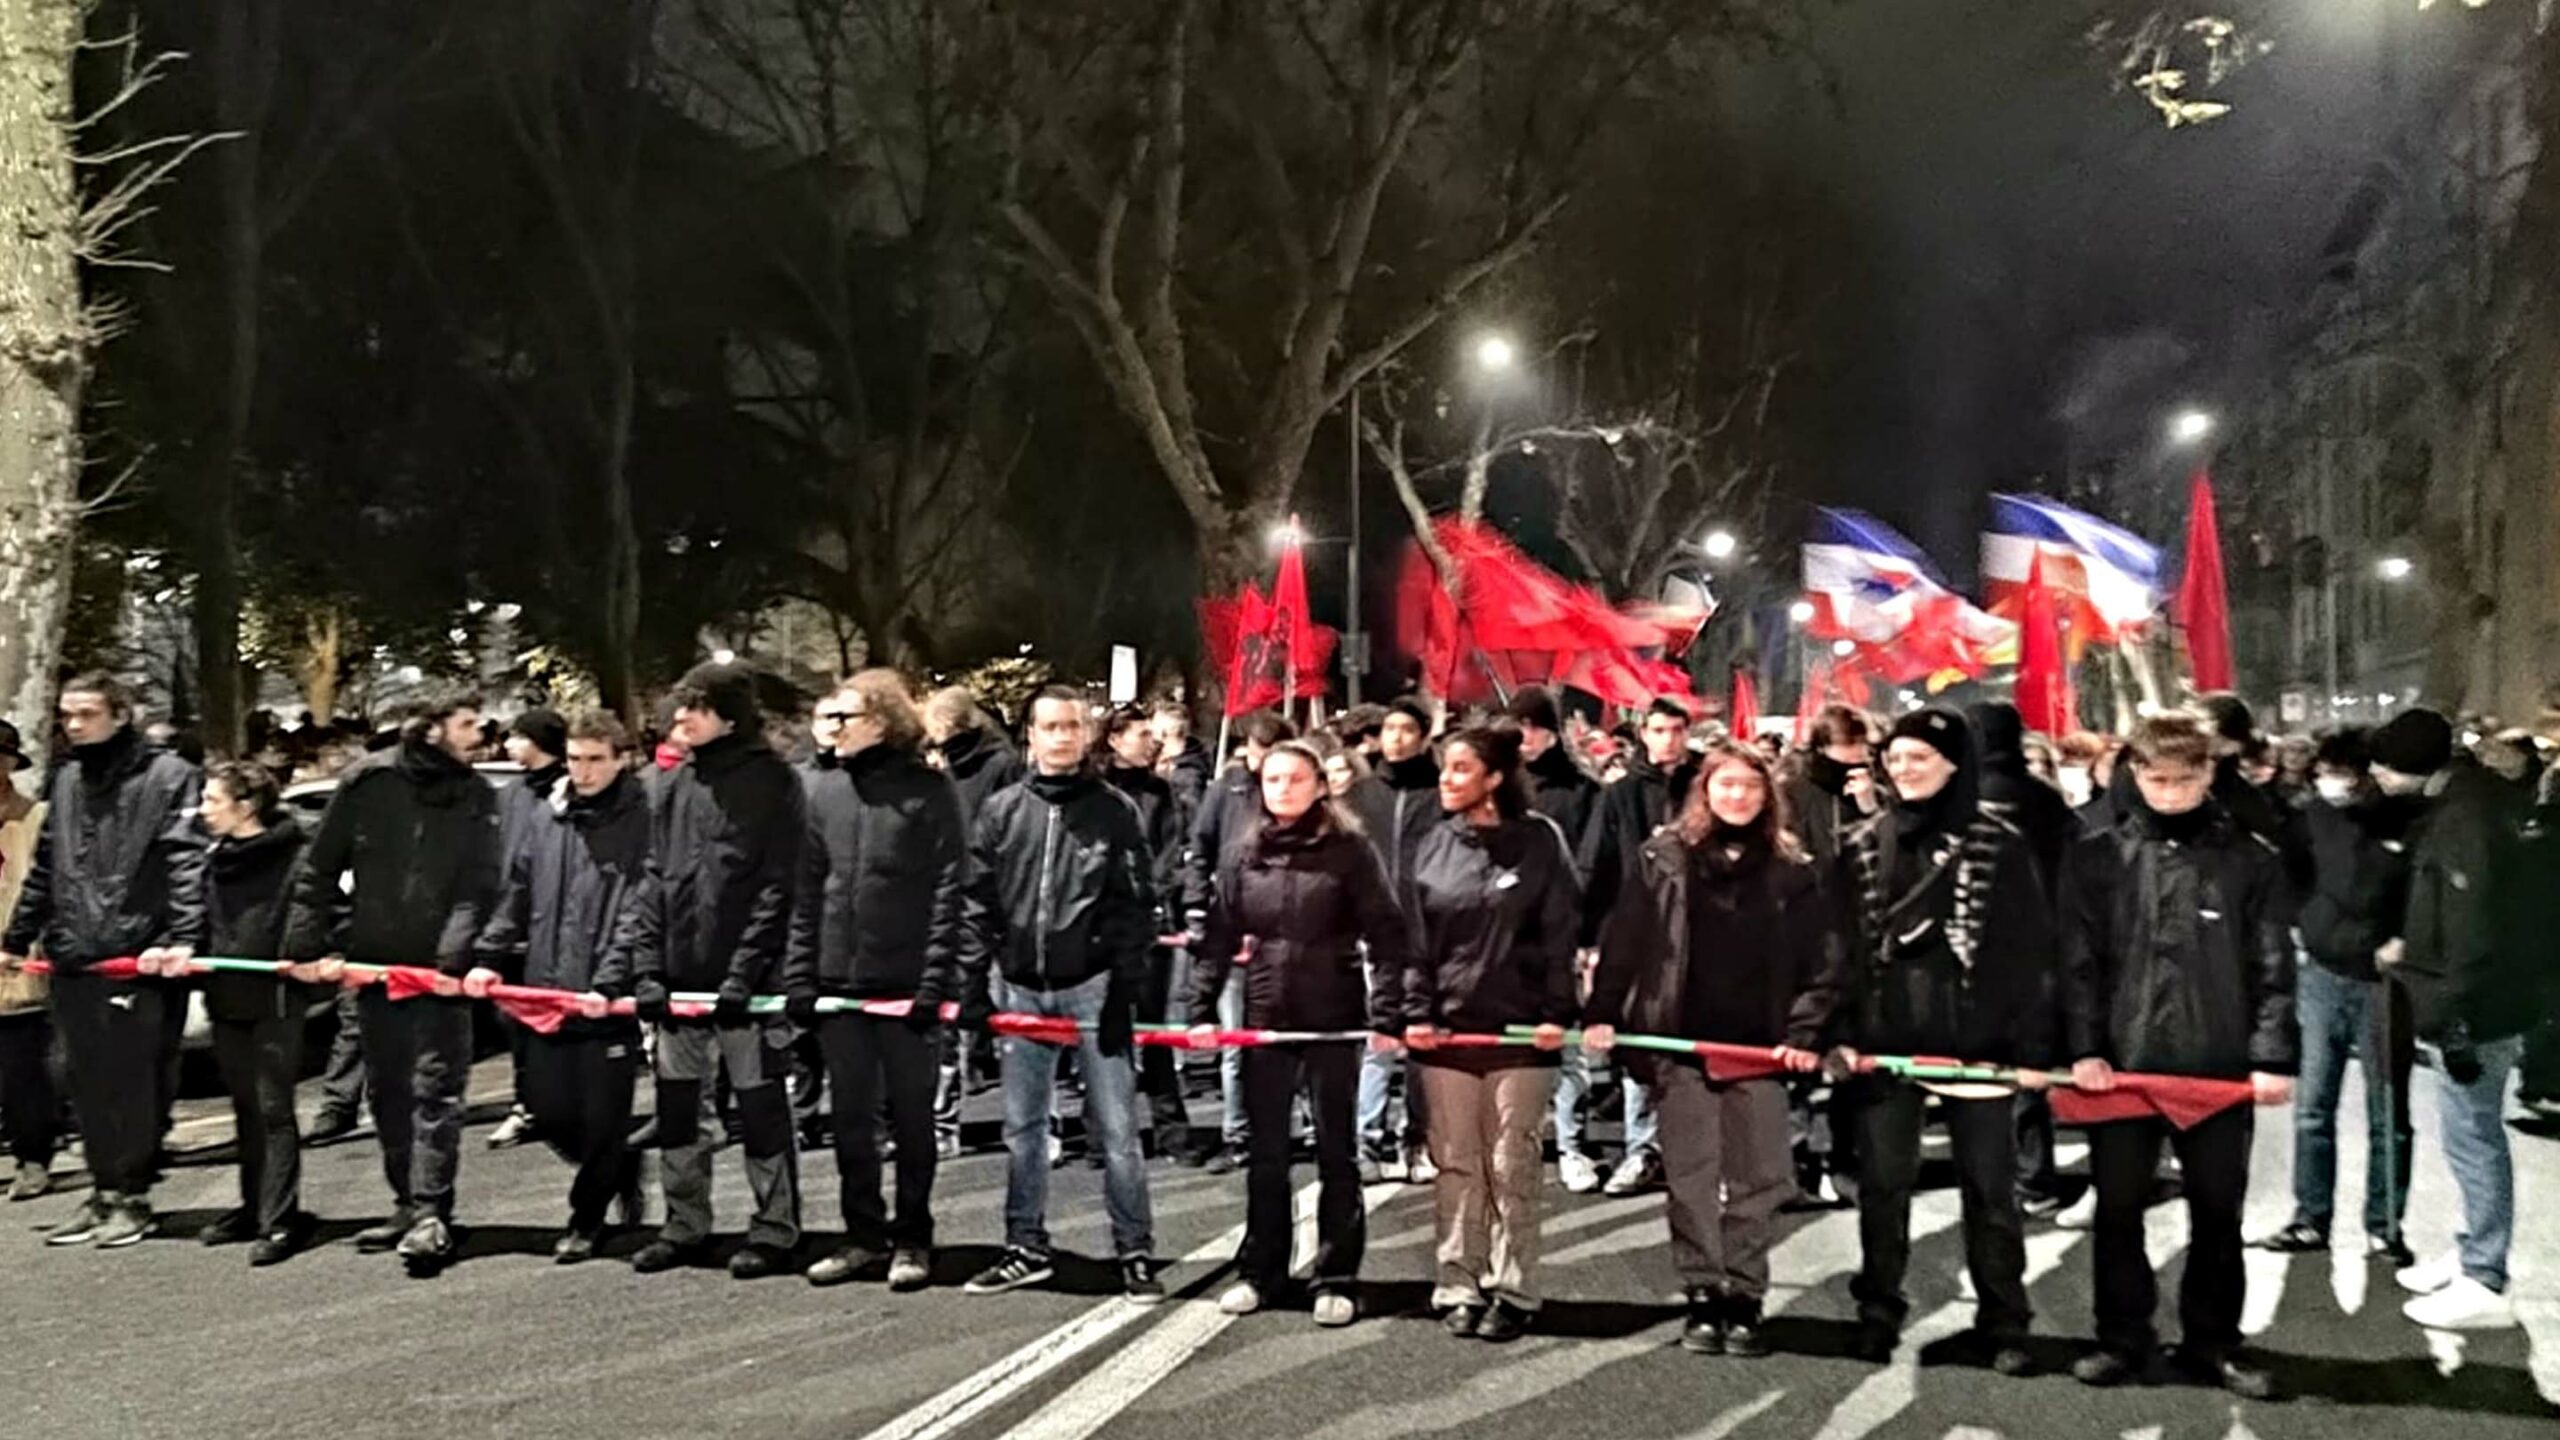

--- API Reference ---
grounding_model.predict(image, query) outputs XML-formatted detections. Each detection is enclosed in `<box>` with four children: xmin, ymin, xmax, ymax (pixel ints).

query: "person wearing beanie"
<box><xmin>2372</xmin><ymin>706</ymin><xmax>2534</xmax><ymax>1330</ymax></box>
<box><xmin>2191</xmin><ymin>693</ymin><xmax>2312</xmax><ymax>906</ymax></box>
<box><xmin>1345</xmin><ymin>698</ymin><xmax>1441</xmax><ymax>1183</ymax></box>
<box><xmin>1507</xmin><ymin>688</ymin><xmax>1599</xmax><ymax>865</ymax></box>
<box><xmin>2257</xmin><ymin>725</ymin><xmax>2416</xmax><ymax>1268</ymax></box>
<box><xmin>615</xmin><ymin>660</ymin><xmax>808</xmax><ymax>1281</ymax></box>
<box><xmin>280</xmin><ymin>685</ymin><xmax>501</xmax><ymax>1274</ymax></box>
<box><xmin>1831</xmin><ymin>705</ymin><xmax>2050</xmax><ymax>1376</ymax></box>
<box><xmin>2</xmin><ymin>674</ymin><xmax>207</xmax><ymax>1249</ymax></box>
<box><xmin>488</xmin><ymin>705</ymin><xmax>575</xmax><ymax>1153</ymax></box>
<box><xmin>2059</xmin><ymin>715</ymin><xmax>2296</xmax><ymax>1398</ymax></box>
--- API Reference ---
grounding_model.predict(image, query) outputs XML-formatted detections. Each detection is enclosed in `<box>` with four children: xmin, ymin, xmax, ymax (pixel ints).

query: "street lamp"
<box><xmin>2377</xmin><ymin>555</ymin><xmax>2414</xmax><ymax>582</ymax></box>
<box><xmin>1471</xmin><ymin>333</ymin><xmax>1517</xmax><ymax>374</ymax></box>
<box><xmin>1703</xmin><ymin>529</ymin><xmax>1738</xmax><ymax>561</ymax></box>
<box><xmin>1788</xmin><ymin>599</ymin><xmax>1816</xmax><ymax>626</ymax></box>
<box><xmin>1832</xmin><ymin>639</ymin><xmax>1857</xmax><ymax>658</ymax></box>
<box><xmin>1268</xmin><ymin>520</ymin><xmax>1306</xmax><ymax>550</ymax></box>
<box><xmin>2171</xmin><ymin>410</ymin><xmax>2214</xmax><ymax>444</ymax></box>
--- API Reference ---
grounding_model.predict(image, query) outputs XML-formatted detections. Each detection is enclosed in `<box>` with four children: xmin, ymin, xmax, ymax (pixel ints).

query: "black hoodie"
<box><xmin>939</xmin><ymin>725</ymin><xmax>1027</xmax><ymax>826</ymax></box>
<box><xmin>1966</xmin><ymin>703</ymin><xmax>2076</xmax><ymax>908</ymax></box>
<box><xmin>1345</xmin><ymin>751</ymin><xmax>1445</xmax><ymax>891</ymax></box>
<box><xmin>204</xmin><ymin>815</ymin><xmax>311</xmax><ymax>1024</ymax></box>
<box><xmin>281</xmin><ymin>740</ymin><xmax>501</xmax><ymax>974</ymax></box>
<box><xmin>1521</xmin><ymin>742</ymin><xmax>1601</xmax><ymax>857</ymax></box>
<box><xmin>5</xmin><ymin>726</ymin><xmax>207</xmax><ymax>970</ymax></box>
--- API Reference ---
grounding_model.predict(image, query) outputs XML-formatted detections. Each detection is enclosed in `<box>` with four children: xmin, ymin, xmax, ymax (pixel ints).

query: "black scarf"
<box><xmin>1379</xmin><ymin>753</ymin><xmax>1438</xmax><ymax>792</ymax></box>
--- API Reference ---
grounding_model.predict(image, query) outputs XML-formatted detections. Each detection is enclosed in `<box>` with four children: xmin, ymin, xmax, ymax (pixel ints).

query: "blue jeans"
<box><xmin>1555</xmin><ymin>1047</ymin><xmax>1659</xmax><ymax>1159</ymax></box>
<box><xmin>1219</xmin><ymin>981</ymin><xmax>1247</xmax><ymax>1148</ymax></box>
<box><xmin>2290</xmin><ymin>964</ymin><xmax>2413</xmax><ymax>1240</ymax></box>
<box><xmin>996</xmin><ymin>974</ymin><xmax>1153</xmax><ymax>1261</ymax></box>
<box><xmin>2423</xmin><ymin>1032</ymin><xmax>2522</xmax><ymax>1292</ymax></box>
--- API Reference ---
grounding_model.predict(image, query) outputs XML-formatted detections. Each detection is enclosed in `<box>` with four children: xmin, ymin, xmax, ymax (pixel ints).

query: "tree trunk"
<box><xmin>294</xmin><ymin>603</ymin><xmax>341</xmax><ymax>722</ymax></box>
<box><xmin>0</xmin><ymin>0</ymin><xmax>87</xmax><ymax>773</ymax></box>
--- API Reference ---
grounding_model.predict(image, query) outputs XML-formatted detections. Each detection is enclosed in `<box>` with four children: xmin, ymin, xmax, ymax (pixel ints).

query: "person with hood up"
<box><xmin>784</xmin><ymin>672</ymin><xmax>966</xmax><ymax>1293</ymax></box>
<box><xmin>195</xmin><ymin>761</ymin><xmax>317</xmax><ymax>1265</ymax></box>
<box><xmin>1563</xmin><ymin>696</ymin><xmax>1695</xmax><ymax>1198</ymax></box>
<box><xmin>2059</xmin><ymin>715</ymin><xmax>2297</xmax><ymax>1398</ymax></box>
<box><xmin>1830</xmin><ymin>706</ymin><xmax>2051</xmax><ymax>1375</ymax></box>
<box><xmin>1401</xmin><ymin>724</ymin><xmax>1581</xmax><ymax>1344</ymax></box>
<box><xmin>2255</xmin><ymin>727</ymin><xmax>2416</xmax><ymax>1267</ymax></box>
<box><xmin>469</xmin><ymin>711</ymin><xmax>651</xmax><ymax>1264</ymax></box>
<box><xmin>1966</xmin><ymin>701</ymin><xmax>2078</xmax><ymax>1222</ymax></box>
<box><xmin>957</xmin><ymin>687</ymin><xmax>1164</xmax><ymax>1304</ymax></box>
<box><xmin>1191</xmin><ymin>739</ymin><xmax>1410</xmax><ymax>1327</ymax></box>
<box><xmin>1586</xmin><ymin>740</ymin><xmax>1844</xmax><ymax>1359</ymax></box>
<box><xmin>1345</xmin><ymin>697</ymin><xmax>1440</xmax><ymax>1183</ymax></box>
<box><xmin>2371</xmin><ymin>708</ymin><xmax>2535</xmax><ymax>1331</ymax></box>
<box><xmin>615</xmin><ymin>661</ymin><xmax>807</xmax><ymax>1281</ymax></box>
<box><xmin>279</xmin><ymin>686</ymin><xmax>501</xmax><ymax>1275</ymax></box>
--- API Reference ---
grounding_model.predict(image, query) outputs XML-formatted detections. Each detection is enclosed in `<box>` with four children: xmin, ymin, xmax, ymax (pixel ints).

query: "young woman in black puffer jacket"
<box><xmin>1192</xmin><ymin>740</ymin><xmax>1410</xmax><ymax>1327</ymax></box>
<box><xmin>198</xmin><ymin>760</ymin><xmax>317</xmax><ymax>1266</ymax></box>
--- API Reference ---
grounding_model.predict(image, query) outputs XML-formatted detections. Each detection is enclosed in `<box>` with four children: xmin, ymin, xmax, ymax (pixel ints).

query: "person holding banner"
<box><xmin>1831</xmin><ymin>706</ymin><xmax>2050</xmax><ymax>1376</ymax></box>
<box><xmin>2060</xmin><ymin>714</ymin><xmax>2295</xmax><ymax>1398</ymax></box>
<box><xmin>468</xmin><ymin>710</ymin><xmax>649</xmax><ymax>1265</ymax></box>
<box><xmin>1191</xmin><ymin>739</ymin><xmax>1411</xmax><ymax>1327</ymax></box>
<box><xmin>1401</xmin><ymin>725</ymin><xmax>1581</xmax><ymax>1344</ymax></box>
<box><xmin>784</xmin><ymin>672</ymin><xmax>966</xmax><ymax>1293</ymax></box>
<box><xmin>1586</xmin><ymin>740</ymin><xmax>1843</xmax><ymax>1358</ymax></box>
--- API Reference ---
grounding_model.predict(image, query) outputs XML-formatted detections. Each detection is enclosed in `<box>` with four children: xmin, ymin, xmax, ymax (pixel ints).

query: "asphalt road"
<box><xmin>8</xmin><ymin>1056</ymin><xmax>2558</xmax><ymax>1440</ymax></box>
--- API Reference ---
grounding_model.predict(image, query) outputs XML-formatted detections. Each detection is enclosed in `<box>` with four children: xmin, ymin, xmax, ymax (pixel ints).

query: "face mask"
<box><xmin>2057</xmin><ymin>766</ymin><xmax>2092</xmax><ymax>808</ymax></box>
<box><xmin>2315</xmin><ymin>776</ymin><xmax>2357</xmax><ymax>807</ymax></box>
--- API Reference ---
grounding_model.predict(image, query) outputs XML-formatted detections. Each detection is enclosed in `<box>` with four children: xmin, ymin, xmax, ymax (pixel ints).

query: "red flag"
<box><xmin>2014</xmin><ymin>552</ymin><xmax>2072</xmax><ymax>736</ymax></box>
<box><xmin>1729</xmin><ymin>667</ymin><xmax>1760</xmax><ymax>739</ymax></box>
<box><xmin>1392</xmin><ymin>519</ymin><xmax>1699</xmax><ymax>710</ymax></box>
<box><xmin>1793</xmin><ymin>659</ymin><xmax>1827</xmax><ymax>747</ymax></box>
<box><xmin>2172</xmin><ymin>469</ymin><xmax>2233</xmax><ymax>694</ymax></box>
<box><xmin>2050</xmin><ymin>1072</ymin><xmax>2256</xmax><ymax>1130</ymax></box>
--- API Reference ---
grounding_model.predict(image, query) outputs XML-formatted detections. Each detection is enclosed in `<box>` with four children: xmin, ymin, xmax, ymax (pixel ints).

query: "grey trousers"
<box><xmin>356</xmin><ymin>989</ymin><xmax>471</xmax><ymax>1220</ymax></box>
<box><xmin>1658</xmin><ymin>1066</ymin><xmax>1791</xmax><ymax>1299</ymax></box>
<box><xmin>653</xmin><ymin>1020</ymin><xmax>800</xmax><ymax>1250</ymax></box>
<box><xmin>1417</xmin><ymin>1062</ymin><xmax>1555</xmax><ymax>1312</ymax></box>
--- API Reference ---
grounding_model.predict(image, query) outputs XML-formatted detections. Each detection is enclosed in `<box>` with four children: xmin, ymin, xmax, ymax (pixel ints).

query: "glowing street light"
<box><xmin>711</xmin><ymin>648</ymin><xmax>737</xmax><ymax>665</ymax></box>
<box><xmin>2377</xmin><ymin>555</ymin><xmax>2414</xmax><ymax>582</ymax></box>
<box><xmin>1788</xmin><ymin>599</ymin><xmax>1816</xmax><ymax>626</ymax></box>
<box><xmin>1832</xmin><ymin>639</ymin><xmax>1858</xmax><ymax>658</ymax></box>
<box><xmin>1268</xmin><ymin>519</ymin><xmax>1306</xmax><ymax>550</ymax></box>
<box><xmin>1702</xmin><ymin>529</ymin><xmax>1738</xmax><ymax>561</ymax></box>
<box><xmin>2171</xmin><ymin>410</ymin><xmax>2215</xmax><ymax>444</ymax></box>
<box><xmin>1471</xmin><ymin>333</ymin><xmax>1517</xmax><ymax>374</ymax></box>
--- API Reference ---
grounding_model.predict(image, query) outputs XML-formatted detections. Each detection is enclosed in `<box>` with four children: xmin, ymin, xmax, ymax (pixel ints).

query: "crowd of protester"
<box><xmin>0</xmin><ymin>662</ymin><xmax>2552</xmax><ymax>1402</ymax></box>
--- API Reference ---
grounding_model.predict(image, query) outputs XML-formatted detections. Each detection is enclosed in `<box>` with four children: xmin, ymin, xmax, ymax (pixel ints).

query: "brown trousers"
<box><xmin>1418</xmin><ymin>1062</ymin><xmax>1555</xmax><ymax>1311</ymax></box>
<box><xmin>1658</xmin><ymin>1065</ymin><xmax>1792</xmax><ymax>1299</ymax></box>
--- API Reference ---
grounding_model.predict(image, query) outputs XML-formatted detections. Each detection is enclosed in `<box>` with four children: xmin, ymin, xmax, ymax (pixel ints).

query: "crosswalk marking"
<box><xmin>1807</xmin><ymin>1227</ymin><xmax>2081</xmax><ymax>1440</ymax></box>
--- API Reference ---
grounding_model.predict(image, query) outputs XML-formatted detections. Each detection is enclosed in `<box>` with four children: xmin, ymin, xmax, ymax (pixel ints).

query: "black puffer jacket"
<box><xmin>1184</xmin><ymin>764</ymin><xmax>1258</xmax><ymax>923</ymax></box>
<box><xmin>1521</xmin><ymin>744</ymin><xmax>1600</xmax><ymax>862</ymax></box>
<box><xmin>1590</xmin><ymin>829</ymin><xmax>1845</xmax><ymax>1079</ymax></box>
<box><xmin>2399</xmin><ymin>756</ymin><xmax>2539</xmax><ymax>1043</ymax></box>
<box><xmin>1345</xmin><ymin>753</ymin><xmax>1444</xmax><ymax>889</ymax></box>
<box><xmin>1577</xmin><ymin>752</ymin><xmax>1696</xmax><ymax>945</ymax></box>
<box><xmin>203</xmin><ymin>817</ymin><xmax>311</xmax><ymax>1025</ymax></box>
<box><xmin>939</xmin><ymin>726</ymin><xmax>1026</xmax><ymax>825</ymax></box>
<box><xmin>612</xmin><ymin>730</ymin><xmax>803</xmax><ymax>996</ymax></box>
<box><xmin>2059</xmin><ymin>801</ymin><xmax>2296</xmax><ymax>1078</ymax></box>
<box><xmin>281</xmin><ymin>740</ymin><xmax>500</xmax><ymax>974</ymax></box>
<box><xmin>2296</xmin><ymin>792</ymin><xmax>2416</xmax><ymax>982</ymax></box>
<box><xmin>1193</xmin><ymin>812</ymin><xmax>1409</xmax><ymax>1033</ymax></box>
<box><xmin>474</xmin><ymin>772</ymin><xmax>650</xmax><ymax>1004</ymax></box>
<box><xmin>783</xmin><ymin>744</ymin><xmax>967</xmax><ymax>1003</ymax></box>
<box><xmin>2215</xmin><ymin>759</ymin><xmax>2313</xmax><ymax>911</ymax></box>
<box><xmin>1104</xmin><ymin>762</ymin><xmax>1185</xmax><ymax>936</ymax></box>
<box><xmin>5</xmin><ymin>727</ymin><xmax>207</xmax><ymax>969</ymax></box>
<box><xmin>961</xmin><ymin>769</ymin><xmax>1155</xmax><ymax>996</ymax></box>
<box><xmin>1401</xmin><ymin>813</ymin><xmax>1582</xmax><ymax>1069</ymax></box>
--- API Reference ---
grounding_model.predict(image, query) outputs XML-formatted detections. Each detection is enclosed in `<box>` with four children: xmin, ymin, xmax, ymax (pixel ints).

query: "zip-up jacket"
<box><xmin>1344</xmin><ymin>753</ymin><xmax>1443</xmax><ymax>889</ymax></box>
<box><xmin>280</xmin><ymin>740</ymin><xmax>499</xmax><ymax>974</ymax></box>
<box><xmin>1401</xmin><ymin>812</ymin><xmax>1581</xmax><ymax>1069</ymax></box>
<box><xmin>1193</xmin><ymin>813</ymin><xmax>1409</xmax><ymax>1033</ymax></box>
<box><xmin>783</xmin><ymin>744</ymin><xmax>967</xmax><ymax>1003</ymax></box>
<box><xmin>2059</xmin><ymin>802</ymin><xmax>2297</xmax><ymax>1078</ymax></box>
<box><xmin>5</xmin><ymin>727</ymin><xmax>206</xmax><ymax>969</ymax></box>
<box><xmin>611</xmin><ymin>729</ymin><xmax>803</xmax><ymax>996</ymax></box>
<box><xmin>1577</xmin><ymin>752</ymin><xmax>1696</xmax><ymax>946</ymax></box>
<box><xmin>961</xmin><ymin>769</ymin><xmax>1155</xmax><ymax>997</ymax></box>
<box><xmin>2296</xmin><ymin>794</ymin><xmax>2415</xmax><ymax>982</ymax></box>
<box><xmin>474</xmin><ymin>772</ymin><xmax>650</xmax><ymax>1005</ymax></box>
<box><xmin>1104</xmin><ymin>762</ymin><xmax>1184</xmax><ymax>935</ymax></box>
<box><xmin>2398</xmin><ymin>756</ymin><xmax>2539</xmax><ymax>1043</ymax></box>
<box><xmin>203</xmin><ymin>816</ymin><xmax>310</xmax><ymax>1025</ymax></box>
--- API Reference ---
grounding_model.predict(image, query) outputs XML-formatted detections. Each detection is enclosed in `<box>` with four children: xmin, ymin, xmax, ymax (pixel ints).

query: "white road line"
<box><xmin>1807</xmin><ymin>1226</ymin><xmax>2081</xmax><ymax>1440</ymax></box>
<box><xmin>2239</xmin><ymin>1246</ymin><xmax>2291</xmax><ymax>1335</ymax></box>
<box><xmin>2330</xmin><ymin>1247</ymin><xmax>2369</xmax><ymax>1315</ymax></box>
<box><xmin>993</xmin><ymin>1184</ymin><xmax>1400</xmax><ymax>1440</ymax></box>
<box><xmin>855</xmin><ymin>1182</ymin><xmax>1321</xmax><ymax>1440</ymax></box>
<box><xmin>1673</xmin><ymin>1387</ymin><xmax>1784</xmax><ymax>1440</ymax></box>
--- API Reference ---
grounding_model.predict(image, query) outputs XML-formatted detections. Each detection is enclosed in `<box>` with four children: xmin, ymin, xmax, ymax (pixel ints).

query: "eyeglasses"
<box><xmin>815</xmin><ymin>710</ymin><xmax>856</xmax><ymax>724</ymax></box>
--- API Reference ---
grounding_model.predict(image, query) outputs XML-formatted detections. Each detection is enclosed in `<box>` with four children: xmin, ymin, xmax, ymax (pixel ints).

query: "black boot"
<box><xmin>1720</xmin><ymin>1294</ymin><xmax>1769</xmax><ymax>1359</ymax></box>
<box><xmin>1679</xmin><ymin>1287</ymin><xmax>1725</xmax><ymax>1355</ymax></box>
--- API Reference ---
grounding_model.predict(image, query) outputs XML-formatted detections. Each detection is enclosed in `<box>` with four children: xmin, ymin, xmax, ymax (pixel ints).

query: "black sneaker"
<box><xmin>199</xmin><ymin>1208</ymin><xmax>256</xmax><ymax>1247</ymax></box>
<box><xmin>964</xmin><ymin>1248</ymin><xmax>1056</xmax><ymax>1296</ymax></box>
<box><xmin>306</xmin><ymin>1109</ymin><xmax>360</xmax><ymax>1144</ymax></box>
<box><xmin>2254</xmin><ymin>1221</ymin><xmax>2328</xmax><ymax>1254</ymax></box>
<box><xmin>1204</xmin><ymin>1147</ymin><xmax>1244</xmax><ymax>1177</ymax></box>
<box><xmin>1442</xmin><ymin>1303</ymin><xmax>1485</xmax><ymax>1338</ymax></box>
<box><xmin>2171</xmin><ymin>1347</ymin><xmax>2279</xmax><ymax>1401</ymax></box>
<box><xmin>1679</xmin><ymin>1288</ymin><xmax>1726</xmax><ymax>1355</ymax></box>
<box><xmin>1722</xmin><ymin>1298</ymin><xmax>1770</xmax><ymax>1359</ymax></box>
<box><xmin>2072</xmin><ymin>1348</ymin><xmax>2146</xmax><ymax>1388</ymax></box>
<box><xmin>2366</xmin><ymin>1233</ymin><xmax>2416</xmax><ymax>1268</ymax></box>
<box><xmin>631</xmin><ymin>1237</ymin><xmax>711</xmax><ymax>1274</ymax></box>
<box><xmin>1121</xmin><ymin>1255</ymin><xmax>1165</xmax><ymax>1305</ymax></box>
<box><xmin>2019</xmin><ymin>1191</ymin><xmax>2067</xmax><ymax>1222</ymax></box>
<box><xmin>250</xmin><ymin>1215</ymin><xmax>313</xmax><ymax>1268</ymax></box>
<box><xmin>1476</xmin><ymin>1300</ymin><xmax>1531</xmax><ymax>1344</ymax></box>
<box><xmin>1989</xmin><ymin>1340</ymin><xmax>2035</xmax><ymax>1377</ymax></box>
<box><xmin>729</xmin><ymin>1244</ymin><xmax>791</xmax><ymax>1280</ymax></box>
<box><xmin>1853</xmin><ymin>1323</ymin><xmax>1899</xmax><ymax>1364</ymax></box>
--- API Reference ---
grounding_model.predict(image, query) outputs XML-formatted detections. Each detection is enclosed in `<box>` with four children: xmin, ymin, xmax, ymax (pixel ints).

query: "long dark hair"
<box><xmin>1248</xmin><ymin>740</ymin><xmax>1360</xmax><ymax>852</ymax></box>
<box><xmin>1676</xmin><ymin>740</ymin><xmax>1803</xmax><ymax>862</ymax></box>
<box><xmin>1443</xmin><ymin>724</ymin><xmax>1527</xmax><ymax>820</ymax></box>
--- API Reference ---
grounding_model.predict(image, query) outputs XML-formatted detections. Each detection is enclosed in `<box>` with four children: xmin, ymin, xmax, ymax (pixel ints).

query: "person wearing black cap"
<box><xmin>2257</xmin><ymin>727</ymin><xmax>2416</xmax><ymax>1267</ymax></box>
<box><xmin>2371</xmin><ymin>706</ymin><xmax>2532</xmax><ymax>1330</ymax></box>
<box><xmin>486</xmin><ymin>706</ymin><xmax>572</xmax><ymax>1153</ymax></box>
<box><xmin>2059</xmin><ymin>715</ymin><xmax>2296</xmax><ymax>1397</ymax></box>
<box><xmin>614</xmin><ymin>660</ymin><xmax>807</xmax><ymax>1280</ymax></box>
<box><xmin>1830</xmin><ymin>705</ymin><xmax>2050</xmax><ymax>1374</ymax></box>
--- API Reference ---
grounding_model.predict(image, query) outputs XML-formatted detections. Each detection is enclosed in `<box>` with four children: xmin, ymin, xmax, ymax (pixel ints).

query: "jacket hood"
<box><xmin>394</xmin><ymin>738</ymin><xmax>477</xmax><ymax>802</ymax></box>
<box><xmin>212</xmin><ymin>814</ymin><xmax>305</xmax><ymax>877</ymax></box>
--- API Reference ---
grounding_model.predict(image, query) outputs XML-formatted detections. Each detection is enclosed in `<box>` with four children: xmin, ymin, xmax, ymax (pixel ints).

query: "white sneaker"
<box><xmin>1559</xmin><ymin>1150</ymin><xmax>1601</xmax><ymax>1194</ymax></box>
<box><xmin>1603</xmin><ymin>1150</ymin><xmax>1661</xmax><ymax>1197</ymax></box>
<box><xmin>1219</xmin><ymin>1281</ymin><xmax>1262</xmax><ymax>1316</ymax></box>
<box><xmin>2054</xmin><ymin>1189</ymin><xmax>2098</xmax><ymax>1231</ymax></box>
<box><xmin>2396</xmin><ymin>1249</ymin><xmax>2463</xmax><ymax>1296</ymax></box>
<box><xmin>2402</xmin><ymin>1276</ymin><xmax>2518</xmax><ymax>1330</ymax></box>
